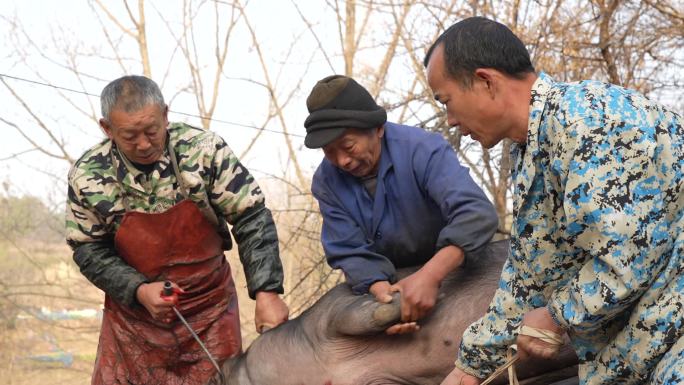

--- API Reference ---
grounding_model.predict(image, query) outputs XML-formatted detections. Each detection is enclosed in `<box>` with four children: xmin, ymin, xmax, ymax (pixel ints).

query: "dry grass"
<box><xmin>0</xmin><ymin>188</ymin><xmax>337</xmax><ymax>384</ymax></box>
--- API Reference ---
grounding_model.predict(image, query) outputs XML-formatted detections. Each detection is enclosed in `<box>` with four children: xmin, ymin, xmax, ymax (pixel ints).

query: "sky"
<box><xmin>2</xmin><ymin>0</ymin><xmax>682</xmax><ymax>206</ymax></box>
<box><xmin>0</xmin><ymin>0</ymin><xmax>356</xmax><ymax>204</ymax></box>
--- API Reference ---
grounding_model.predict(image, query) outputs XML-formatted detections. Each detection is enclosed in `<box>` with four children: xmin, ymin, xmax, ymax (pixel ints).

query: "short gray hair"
<box><xmin>100</xmin><ymin>75</ymin><xmax>165</xmax><ymax>121</ymax></box>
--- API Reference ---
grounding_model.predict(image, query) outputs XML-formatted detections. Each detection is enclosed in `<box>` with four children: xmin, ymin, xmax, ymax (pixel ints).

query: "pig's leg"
<box><xmin>331</xmin><ymin>293</ymin><xmax>401</xmax><ymax>336</ymax></box>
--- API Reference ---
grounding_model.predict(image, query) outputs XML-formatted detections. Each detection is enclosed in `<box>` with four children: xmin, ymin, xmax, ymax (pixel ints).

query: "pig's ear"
<box><xmin>332</xmin><ymin>293</ymin><xmax>401</xmax><ymax>336</ymax></box>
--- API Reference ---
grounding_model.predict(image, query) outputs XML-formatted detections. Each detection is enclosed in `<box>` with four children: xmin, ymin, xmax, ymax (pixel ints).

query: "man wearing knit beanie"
<box><xmin>304</xmin><ymin>75</ymin><xmax>387</xmax><ymax>149</ymax></box>
<box><xmin>305</xmin><ymin>74</ymin><xmax>499</xmax><ymax>334</ymax></box>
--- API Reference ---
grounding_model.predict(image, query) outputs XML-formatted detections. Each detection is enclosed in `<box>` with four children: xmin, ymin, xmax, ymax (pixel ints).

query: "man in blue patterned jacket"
<box><xmin>304</xmin><ymin>74</ymin><xmax>499</xmax><ymax>335</ymax></box>
<box><xmin>425</xmin><ymin>17</ymin><xmax>684</xmax><ymax>385</ymax></box>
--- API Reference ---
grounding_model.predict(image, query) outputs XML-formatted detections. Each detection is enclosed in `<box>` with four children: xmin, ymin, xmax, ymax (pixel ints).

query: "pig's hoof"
<box><xmin>372</xmin><ymin>303</ymin><xmax>400</xmax><ymax>325</ymax></box>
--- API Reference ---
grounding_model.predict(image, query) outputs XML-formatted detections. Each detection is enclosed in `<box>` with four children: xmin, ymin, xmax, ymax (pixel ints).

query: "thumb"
<box><xmin>377</xmin><ymin>293</ymin><xmax>393</xmax><ymax>303</ymax></box>
<box><xmin>372</xmin><ymin>289</ymin><xmax>393</xmax><ymax>304</ymax></box>
<box><xmin>257</xmin><ymin>322</ymin><xmax>275</xmax><ymax>334</ymax></box>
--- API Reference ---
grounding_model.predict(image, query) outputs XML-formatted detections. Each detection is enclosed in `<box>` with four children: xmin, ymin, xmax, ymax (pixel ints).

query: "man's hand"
<box><xmin>440</xmin><ymin>366</ymin><xmax>481</xmax><ymax>385</ymax></box>
<box><xmin>369</xmin><ymin>280</ymin><xmax>393</xmax><ymax>303</ymax></box>
<box><xmin>254</xmin><ymin>291</ymin><xmax>289</xmax><ymax>333</ymax></box>
<box><xmin>391</xmin><ymin>269</ymin><xmax>440</xmax><ymax>323</ymax></box>
<box><xmin>369</xmin><ymin>280</ymin><xmax>419</xmax><ymax>335</ymax></box>
<box><xmin>388</xmin><ymin>245</ymin><xmax>465</xmax><ymax>328</ymax></box>
<box><xmin>136</xmin><ymin>281</ymin><xmax>183</xmax><ymax>323</ymax></box>
<box><xmin>516</xmin><ymin>307</ymin><xmax>565</xmax><ymax>360</ymax></box>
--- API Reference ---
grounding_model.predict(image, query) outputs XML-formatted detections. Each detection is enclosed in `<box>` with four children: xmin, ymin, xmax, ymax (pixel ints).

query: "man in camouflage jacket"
<box><xmin>66</xmin><ymin>75</ymin><xmax>288</xmax><ymax>384</ymax></box>
<box><xmin>425</xmin><ymin>17</ymin><xmax>683</xmax><ymax>385</ymax></box>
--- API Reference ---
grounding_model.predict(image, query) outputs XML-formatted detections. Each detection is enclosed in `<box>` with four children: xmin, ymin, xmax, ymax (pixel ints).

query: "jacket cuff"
<box><xmin>350</xmin><ymin>280</ymin><xmax>373</xmax><ymax>295</ymax></box>
<box><xmin>548</xmin><ymin>288</ymin><xmax>572</xmax><ymax>330</ymax></box>
<box><xmin>250</xmin><ymin>282</ymin><xmax>284</xmax><ymax>299</ymax></box>
<box><xmin>244</xmin><ymin>253</ymin><xmax>285</xmax><ymax>300</ymax></box>
<box><xmin>436</xmin><ymin>210</ymin><xmax>499</xmax><ymax>254</ymax></box>
<box><xmin>124</xmin><ymin>276</ymin><xmax>150</xmax><ymax>308</ymax></box>
<box><xmin>454</xmin><ymin>357</ymin><xmax>487</xmax><ymax>380</ymax></box>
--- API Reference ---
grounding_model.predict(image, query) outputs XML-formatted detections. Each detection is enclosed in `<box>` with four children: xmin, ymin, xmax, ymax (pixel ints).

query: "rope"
<box><xmin>479</xmin><ymin>326</ymin><xmax>565</xmax><ymax>385</ymax></box>
<box><xmin>479</xmin><ymin>346</ymin><xmax>520</xmax><ymax>385</ymax></box>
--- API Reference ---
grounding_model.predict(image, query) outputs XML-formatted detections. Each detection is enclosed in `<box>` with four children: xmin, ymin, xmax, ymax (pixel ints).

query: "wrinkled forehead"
<box><xmin>112</xmin><ymin>97</ymin><xmax>164</xmax><ymax>115</ymax></box>
<box><xmin>108</xmin><ymin>103</ymin><xmax>166</xmax><ymax>128</ymax></box>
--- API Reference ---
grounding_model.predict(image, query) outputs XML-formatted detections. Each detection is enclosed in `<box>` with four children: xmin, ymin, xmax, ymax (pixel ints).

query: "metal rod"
<box><xmin>164</xmin><ymin>281</ymin><xmax>225</xmax><ymax>384</ymax></box>
<box><xmin>171</xmin><ymin>307</ymin><xmax>226</xmax><ymax>384</ymax></box>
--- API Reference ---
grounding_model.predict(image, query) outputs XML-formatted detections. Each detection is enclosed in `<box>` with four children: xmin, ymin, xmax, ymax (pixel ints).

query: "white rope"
<box><xmin>479</xmin><ymin>326</ymin><xmax>564</xmax><ymax>385</ymax></box>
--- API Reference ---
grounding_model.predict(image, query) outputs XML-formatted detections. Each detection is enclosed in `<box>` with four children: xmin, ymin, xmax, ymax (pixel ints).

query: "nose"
<box><xmin>136</xmin><ymin>135</ymin><xmax>152</xmax><ymax>151</ymax></box>
<box><xmin>446</xmin><ymin>111</ymin><xmax>459</xmax><ymax>128</ymax></box>
<box><xmin>335</xmin><ymin>152</ymin><xmax>352</xmax><ymax>170</ymax></box>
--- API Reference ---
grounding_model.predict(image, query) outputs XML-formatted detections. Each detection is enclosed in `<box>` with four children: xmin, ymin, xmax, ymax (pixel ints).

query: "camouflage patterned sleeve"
<box><xmin>66</xmin><ymin>169</ymin><xmax>148</xmax><ymax>307</ymax></box>
<box><xmin>66</xmin><ymin>171</ymin><xmax>111</xmax><ymax>245</ymax></box>
<box><xmin>207</xmin><ymin>135</ymin><xmax>284</xmax><ymax>299</ymax></box>
<box><xmin>547</xmin><ymin>115</ymin><xmax>683</xmax><ymax>332</ymax></box>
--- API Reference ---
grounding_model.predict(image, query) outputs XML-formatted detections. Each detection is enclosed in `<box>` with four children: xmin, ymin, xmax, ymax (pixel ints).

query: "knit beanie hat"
<box><xmin>304</xmin><ymin>75</ymin><xmax>387</xmax><ymax>149</ymax></box>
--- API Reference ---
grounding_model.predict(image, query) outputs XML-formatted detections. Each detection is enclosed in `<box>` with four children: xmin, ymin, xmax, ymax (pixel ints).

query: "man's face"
<box><xmin>322</xmin><ymin>127</ymin><xmax>384</xmax><ymax>178</ymax></box>
<box><xmin>426</xmin><ymin>45</ymin><xmax>506</xmax><ymax>149</ymax></box>
<box><xmin>100</xmin><ymin>104</ymin><xmax>169</xmax><ymax>164</ymax></box>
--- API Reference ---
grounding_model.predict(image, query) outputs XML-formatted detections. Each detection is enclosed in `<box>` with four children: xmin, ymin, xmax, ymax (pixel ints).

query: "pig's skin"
<box><xmin>214</xmin><ymin>241</ymin><xmax>578</xmax><ymax>385</ymax></box>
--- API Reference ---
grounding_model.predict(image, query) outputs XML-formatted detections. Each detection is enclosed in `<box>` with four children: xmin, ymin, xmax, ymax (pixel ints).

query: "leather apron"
<box><xmin>92</xmin><ymin>142</ymin><xmax>241</xmax><ymax>385</ymax></box>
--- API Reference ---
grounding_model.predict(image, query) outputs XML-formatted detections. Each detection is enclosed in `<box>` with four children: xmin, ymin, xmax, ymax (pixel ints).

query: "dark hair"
<box><xmin>100</xmin><ymin>75</ymin><xmax>165</xmax><ymax>121</ymax></box>
<box><xmin>424</xmin><ymin>17</ymin><xmax>535</xmax><ymax>87</ymax></box>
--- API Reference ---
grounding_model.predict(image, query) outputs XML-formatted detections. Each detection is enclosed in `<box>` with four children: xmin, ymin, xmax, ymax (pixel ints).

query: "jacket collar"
<box><xmin>110</xmin><ymin>134</ymin><xmax>172</xmax><ymax>194</ymax></box>
<box><xmin>512</xmin><ymin>72</ymin><xmax>554</xmax><ymax>215</ymax></box>
<box><xmin>370</xmin><ymin>127</ymin><xmax>394</xmax><ymax>234</ymax></box>
<box><xmin>330</xmin><ymin>123</ymin><xmax>396</xmax><ymax>236</ymax></box>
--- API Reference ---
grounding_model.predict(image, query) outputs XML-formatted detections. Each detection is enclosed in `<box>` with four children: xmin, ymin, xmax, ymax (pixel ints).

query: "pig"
<box><xmin>213</xmin><ymin>240</ymin><xmax>578</xmax><ymax>385</ymax></box>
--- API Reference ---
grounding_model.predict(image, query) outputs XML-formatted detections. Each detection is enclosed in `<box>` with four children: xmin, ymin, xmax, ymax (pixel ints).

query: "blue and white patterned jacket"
<box><xmin>457</xmin><ymin>72</ymin><xmax>684</xmax><ymax>383</ymax></box>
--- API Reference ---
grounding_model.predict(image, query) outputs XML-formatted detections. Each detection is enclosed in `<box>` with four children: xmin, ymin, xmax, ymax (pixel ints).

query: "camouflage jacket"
<box><xmin>457</xmin><ymin>73</ymin><xmax>684</xmax><ymax>382</ymax></box>
<box><xmin>66</xmin><ymin>123</ymin><xmax>284</xmax><ymax>306</ymax></box>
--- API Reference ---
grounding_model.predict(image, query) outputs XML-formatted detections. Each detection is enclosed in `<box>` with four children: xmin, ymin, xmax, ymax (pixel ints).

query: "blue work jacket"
<box><xmin>312</xmin><ymin>122</ymin><xmax>498</xmax><ymax>293</ymax></box>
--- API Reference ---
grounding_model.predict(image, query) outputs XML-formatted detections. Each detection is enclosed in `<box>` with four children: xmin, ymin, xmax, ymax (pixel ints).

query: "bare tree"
<box><xmin>0</xmin><ymin>2</ymin><xmax>682</xmax><ymax>381</ymax></box>
<box><xmin>383</xmin><ymin>0</ymin><xmax>683</xmax><ymax>234</ymax></box>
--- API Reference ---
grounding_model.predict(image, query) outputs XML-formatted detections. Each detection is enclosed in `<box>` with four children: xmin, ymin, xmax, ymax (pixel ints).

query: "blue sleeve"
<box><xmin>312</xmin><ymin>173</ymin><xmax>396</xmax><ymax>294</ymax></box>
<box><xmin>416</xmin><ymin>136</ymin><xmax>499</xmax><ymax>256</ymax></box>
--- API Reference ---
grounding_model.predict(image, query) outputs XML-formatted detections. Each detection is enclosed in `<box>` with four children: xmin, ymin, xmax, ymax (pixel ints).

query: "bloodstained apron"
<box><xmin>92</xmin><ymin>143</ymin><xmax>241</xmax><ymax>385</ymax></box>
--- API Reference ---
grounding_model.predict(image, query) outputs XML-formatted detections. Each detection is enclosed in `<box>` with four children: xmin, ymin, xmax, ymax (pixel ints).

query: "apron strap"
<box><xmin>167</xmin><ymin>138</ymin><xmax>191</xmax><ymax>200</ymax></box>
<box><xmin>167</xmin><ymin>137</ymin><xmax>221</xmax><ymax>227</ymax></box>
<box><xmin>110</xmin><ymin>147</ymin><xmax>132</xmax><ymax>212</ymax></box>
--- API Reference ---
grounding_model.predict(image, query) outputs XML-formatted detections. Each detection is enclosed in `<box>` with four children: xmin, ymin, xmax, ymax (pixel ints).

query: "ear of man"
<box><xmin>99</xmin><ymin>118</ymin><xmax>114</xmax><ymax>140</ymax></box>
<box><xmin>473</xmin><ymin>68</ymin><xmax>502</xmax><ymax>100</ymax></box>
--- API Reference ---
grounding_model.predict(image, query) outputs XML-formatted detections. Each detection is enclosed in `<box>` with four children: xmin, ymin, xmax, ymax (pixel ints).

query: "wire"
<box><xmin>0</xmin><ymin>73</ymin><xmax>99</xmax><ymax>97</ymax></box>
<box><xmin>171</xmin><ymin>110</ymin><xmax>304</xmax><ymax>138</ymax></box>
<box><xmin>0</xmin><ymin>72</ymin><xmax>305</xmax><ymax>138</ymax></box>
